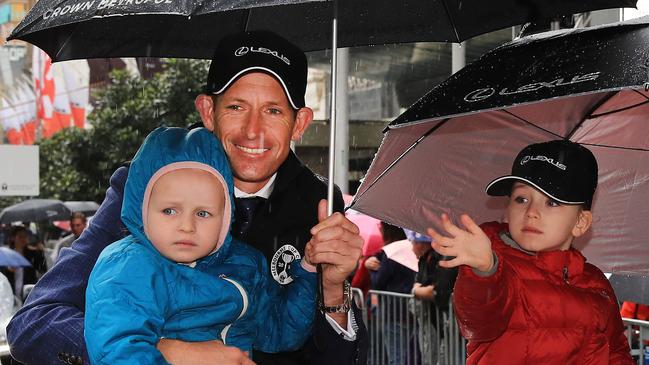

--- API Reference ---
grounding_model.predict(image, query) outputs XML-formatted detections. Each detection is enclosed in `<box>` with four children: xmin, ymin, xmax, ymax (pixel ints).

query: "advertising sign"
<box><xmin>0</xmin><ymin>145</ymin><xmax>39</xmax><ymax>196</ymax></box>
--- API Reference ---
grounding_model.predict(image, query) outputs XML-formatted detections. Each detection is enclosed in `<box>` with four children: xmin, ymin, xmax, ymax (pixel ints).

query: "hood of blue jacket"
<box><xmin>121</xmin><ymin>126</ymin><xmax>235</xmax><ymax>264</ymax></box>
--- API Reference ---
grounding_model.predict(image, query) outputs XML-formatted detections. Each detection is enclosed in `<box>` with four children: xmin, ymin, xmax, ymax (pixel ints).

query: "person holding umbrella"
<box><xmin>428</xmin><ymin>140</ymin><xmax>633</xmax><ymax>364</ymax></box>
<box><xmin>7</xmin><ymin>31</ymin><xmax>366</xmax><ymax>365</ymax></box>
<box><xmin>0</xmin><ymin>225</ymin><xmax>46</xmax><ymax>297</ymax></box>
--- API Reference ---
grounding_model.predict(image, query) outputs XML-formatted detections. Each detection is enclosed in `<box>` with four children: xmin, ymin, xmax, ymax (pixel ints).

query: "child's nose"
<box><xmin>179</xmin><ymin>214</ymin><xmax>195</xmax><ymax>232</ymax></box>
<box><xmin>525</xmin><ymin>204</ymin><xmax>540</xmax><ymax>218</ymax></box>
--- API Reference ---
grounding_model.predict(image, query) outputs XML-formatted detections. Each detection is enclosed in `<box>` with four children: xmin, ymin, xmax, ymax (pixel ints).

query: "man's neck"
<box><xmin>234</xmin><ymin>173</ymin><xmax>277</xmax><ymax>198</ymax></box>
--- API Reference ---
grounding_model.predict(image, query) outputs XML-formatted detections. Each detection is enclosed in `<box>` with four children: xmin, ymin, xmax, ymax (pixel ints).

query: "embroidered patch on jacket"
<box><xmin>271</xmin><ymin>244</ymin><xmax>301</xmax><ymax>285</ymax></box>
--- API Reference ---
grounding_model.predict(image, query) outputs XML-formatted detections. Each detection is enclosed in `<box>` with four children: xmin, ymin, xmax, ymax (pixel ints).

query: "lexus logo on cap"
<box><xmin>234</xmin><ymin>45</ymin><xmax>291</xmax><ymax>65</ymax></box>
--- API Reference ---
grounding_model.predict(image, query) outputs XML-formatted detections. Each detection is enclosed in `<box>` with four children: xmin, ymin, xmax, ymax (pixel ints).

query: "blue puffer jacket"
<box><xmin>85</xmin><ymin>127</ymin><xmax>317</xmax><ymax>365</ymax></box>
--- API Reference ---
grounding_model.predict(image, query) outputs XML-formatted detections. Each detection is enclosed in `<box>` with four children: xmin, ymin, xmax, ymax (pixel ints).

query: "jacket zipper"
<box><xmin>219</xmin><ymin>274</ymin><xmax>249</xmax><ymax>345</ymax></box>
<box><xmin>562</xmin><ymin>266</ymin><xmax>569</xmax><ymax>284</ymax></box>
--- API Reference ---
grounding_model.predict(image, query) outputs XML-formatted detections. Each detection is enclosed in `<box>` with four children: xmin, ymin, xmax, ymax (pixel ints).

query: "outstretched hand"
<box><xmin>427</xmin><ymin>213</ymin><xmax>494</xmax><ymax>272</ymax></box>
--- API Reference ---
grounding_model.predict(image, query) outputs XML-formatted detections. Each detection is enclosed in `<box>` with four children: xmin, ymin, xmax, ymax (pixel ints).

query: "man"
<box><xmin>51</xmin><ymin>212</ymin><xmax>87</xmax><ymax>263</ymax></box>
<box><xmin>7</xmin><ymin>31</ymin><xmax>367</xmax><ymax>365</ymax></box>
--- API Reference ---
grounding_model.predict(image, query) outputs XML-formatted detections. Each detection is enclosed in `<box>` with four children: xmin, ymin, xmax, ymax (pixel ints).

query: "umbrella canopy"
<box><xmin>0</xmin><ymin>199</ymin><xmax>72</xmax><ymax>224</ymax></box>
<box><xmin>0</xmin><ymin>247</ymin><xmax>32</xmax><ymax>267</ymax></box>
<box><xmin>63</xmin><ymin>201</ymin><xmax>100</xmax><ymax>216</ymax></box>
<box><xmin>347</xmin><ymin>211</ymin><xmax>383</xmax><ymax>256</ymax></box>
<box><xmin>351</xmin><ymin>16</ymin><xmax>649</xmax><ymax>274</ymax></box>
<box><xmin>7</xmin><ymin>0</ymin><xmax>635</xmax><ymax>61</ymax></box>
<box><xmin>381</xmin><ymin>239</ymin><xmax>418</xmax><ymax>272</ymax></box>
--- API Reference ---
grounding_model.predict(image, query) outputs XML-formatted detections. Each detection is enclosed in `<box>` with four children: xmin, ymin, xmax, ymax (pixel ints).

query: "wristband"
<box><xmin>319</xmin><ymin>281</ymin><xmax>352</xmax><ymax>314</ymax></box>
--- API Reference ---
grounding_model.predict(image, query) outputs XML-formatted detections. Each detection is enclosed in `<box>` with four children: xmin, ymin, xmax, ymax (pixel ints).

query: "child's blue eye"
<box><xmin>197</xmin><ymin>210</ymin><xmax>212</xmax><ymax>218</ymax></box>
<box><xmin>163</xmin><ymin>208</ymin><xmax>177</xmax><ymax>215</ymax></box>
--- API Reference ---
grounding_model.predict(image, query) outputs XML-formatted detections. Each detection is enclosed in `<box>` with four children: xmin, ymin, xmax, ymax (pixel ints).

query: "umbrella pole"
<box><xmin>318</xmin><ymin>0</ymin><xmax>339</xmax><ymax>311</ymax></box>
<box><xmin>326</xmin><ymin>0</ymin><xmax>339</xmax><ymax>217</ymax></box>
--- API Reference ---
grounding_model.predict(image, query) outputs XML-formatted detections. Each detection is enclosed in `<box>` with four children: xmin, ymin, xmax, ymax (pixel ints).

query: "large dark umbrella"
<box><xmin>63</xmin><ymin>201</ymin><xmax>100</xmax><ymax>216</ymax></box>
<box><xmin>0</xmin><ymin>199</ymin><xmax>72</xmax><ymax>224</ymax></box>
<box><xmin>350</xmin><ymin>16</ymin><xmax>649</xmax><ymax>274</ymax></box>
<box><xmin>6</xmin><ymin>0</ymin><xmax>635</xmax><ymax>61</ymax></box>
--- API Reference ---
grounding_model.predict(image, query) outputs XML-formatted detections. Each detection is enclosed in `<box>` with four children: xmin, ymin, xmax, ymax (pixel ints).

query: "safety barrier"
<box><xmin>364</xmin><ymin>290</ymin><xmax>466</xmax><ymax>365</ymax></box>
<box><xmin>359</xmin><ymin>289</ymin><xmax>644</xmax><ymax>364</ymax></box>
<box><xmin>623</xmin><ymin>317</ymin><xmax>649</xmax><ymax>365</ymax></box>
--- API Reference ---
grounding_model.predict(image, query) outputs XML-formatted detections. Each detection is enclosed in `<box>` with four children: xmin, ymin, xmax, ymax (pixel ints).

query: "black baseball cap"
<box><xmin>485</xmin><ymin>140</ymin><xmax>598</xmax><ymax>206</ymax></box>
<box><xmin>204</xmin><ymin>30</ymin><xmax>307</xmax><ymax>109</ymax></box>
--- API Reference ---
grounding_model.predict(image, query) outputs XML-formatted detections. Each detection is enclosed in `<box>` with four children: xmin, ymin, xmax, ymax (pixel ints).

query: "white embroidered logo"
<box><xmin>271</xmin><ymin>245</ymin><xmax>301</xmax><ymax>285</ymax></box>
<box><xmin>521</xmin><ymin>155</ymin><xmax>567</xmax><ymax>170</ymax></box>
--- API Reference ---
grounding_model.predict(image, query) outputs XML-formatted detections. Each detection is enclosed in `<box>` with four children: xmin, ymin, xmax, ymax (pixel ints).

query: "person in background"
<box><xmin>409</xmin><ymin>229</ymin><xmax>457</xmax><ymax>365</ymax></box>
<box><xmin>368</xmin><ymin>223</ymin><xmax>415</xmax><ymax>365</ymax></box>
<box><xmin>0</xmin><ymin>225</ymin><xmax>46</xmax><ymax>297</ymax></box>
<box><xmin>51</xmin><ymin>212</ymin><xmax>87</xmax><ymax>263</ymax></box>
<box><xmin>428</xmin><ymin>140</ymin><xmax>632</xmax><ymax>364</ymax></box>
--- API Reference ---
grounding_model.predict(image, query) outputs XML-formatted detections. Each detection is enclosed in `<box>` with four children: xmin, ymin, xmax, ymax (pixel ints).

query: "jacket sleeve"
<box><xmin>85</xmin><ymin>246</ymin><xmax>170</xmax><ymax>365</ymax></box>
<box><xmin>7</xmin><ymin>166</ymin><xmax>128</xmax><ymax>365</ymax></box>
<box><xmin>253</xmin><ymin>258</ymin><xmax>318</xmax><ymax>353</ymax></box>
<box><xmin>601</xmin><ymin>279</ymin><xmax>634</xmax><ymax>364</ymax></box>
<box><xmin>453</xmin><ymin>250</ymin><xmax>516</xmax><ymax>342</ymax></box>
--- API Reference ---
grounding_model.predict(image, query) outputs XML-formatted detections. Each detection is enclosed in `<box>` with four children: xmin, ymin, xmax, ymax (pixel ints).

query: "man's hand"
<box><xmin>157</xmin><ymin>339</ymin><xmax>256</xmax><ymax>365</ymax></box>
<box><xmin>305</xmin><ymin>200</ymin><xmax>363</xmax><ymax>323</ymax></box>
<box><xmin>364</xmin><ymin>256</ymin><xmax>381</xmax><ymax>271</ymax></box>
<box><xmin>427</xmin><ymin>213</ymin><xmax>493</xmax><ymax>272</ymax></box>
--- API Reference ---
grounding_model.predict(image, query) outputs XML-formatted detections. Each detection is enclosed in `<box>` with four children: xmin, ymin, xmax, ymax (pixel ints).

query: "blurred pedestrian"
<box><xmin>409</xmin><ymin>229</ymin><xmax>457</xmax><ymax>365</ymax></box>
<box><xmin>51</xmin><ymin>212</ymin><xmax>87</xmax><ymax>263</ymax></box>
<box><xmin>0</xmin><ymin>225</ymin><xmax>46</xmax><ymax>298</ymax></box>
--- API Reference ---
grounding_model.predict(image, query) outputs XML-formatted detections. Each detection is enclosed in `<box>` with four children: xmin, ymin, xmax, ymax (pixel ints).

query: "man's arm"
<box><xmin>304</xmin><ymin>199</ymin><xmax>367</xmax><ymax>364</ymax></box>
<box><xmin>6</xmin><ymin>167</ymin><xmax>128</xmax><ymax>365</ymax></box>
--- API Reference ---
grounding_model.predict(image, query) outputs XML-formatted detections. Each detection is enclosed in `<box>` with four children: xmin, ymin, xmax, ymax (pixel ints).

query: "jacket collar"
<box><xmin>271</xmin><ymin>150</ymin><xmax>307</xmax><ymax>197</ymax></box>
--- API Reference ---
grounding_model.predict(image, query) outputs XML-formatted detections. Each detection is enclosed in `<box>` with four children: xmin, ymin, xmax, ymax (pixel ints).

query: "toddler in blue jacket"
<box><xmin>85</xmin><ymin>127</ymin><xmax>317</xmax><ymax>364</ymax></box>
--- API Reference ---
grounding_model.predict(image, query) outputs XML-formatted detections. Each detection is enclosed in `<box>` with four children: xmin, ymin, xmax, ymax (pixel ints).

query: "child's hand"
<box><xmin>427</xmin><ymin>213</ymin><xmax>494</xmax><ymax>272</ymax></box>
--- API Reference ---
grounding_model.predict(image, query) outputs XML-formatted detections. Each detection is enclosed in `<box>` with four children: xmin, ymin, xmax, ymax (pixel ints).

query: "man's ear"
<box><xmin>572</xmin><ymin>210</ymin><xmax>593</xmax><ymax>238</ymax></box>
<box><xmin>291</xmin><ymin>107</ymin><xmax>314</xmax><ymax>141</ymax></box>
<box><xmin>195</xmin><ymin>94</ymin><xmax>216</xmax><ymax>131</ymax></box>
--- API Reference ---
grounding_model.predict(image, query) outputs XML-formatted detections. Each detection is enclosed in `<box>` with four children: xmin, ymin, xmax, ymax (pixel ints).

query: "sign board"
<box><xmin>0</xmin><ymin>145</ymin><xmax>39</xmax><ymax>196</ymax></box>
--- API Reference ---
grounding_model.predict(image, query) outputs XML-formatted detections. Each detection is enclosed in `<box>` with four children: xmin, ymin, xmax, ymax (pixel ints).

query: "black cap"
<box><xmin>204</xmin><ymin>31</ymin><xmax>307</xmax><ymax>109</ymax></box>
<box><xmin>485</xmin><ymin>140</ymin><xmax>598</xmax><ymax>206</ymax></box>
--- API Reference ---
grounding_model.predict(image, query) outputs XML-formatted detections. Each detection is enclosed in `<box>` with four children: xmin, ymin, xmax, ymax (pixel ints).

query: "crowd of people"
<box><xmin>0</xmin><ymin>29</ymin><xmax>644</xmax><ymax>365</ymax></box>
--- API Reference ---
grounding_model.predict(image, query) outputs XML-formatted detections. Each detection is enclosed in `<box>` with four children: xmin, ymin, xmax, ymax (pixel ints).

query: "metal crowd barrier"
<box><xmin>623</xmin><ymin>318</ymin><xmax>649</xmax><ymax>365</ymax></box>
<box><xmin>363</xmin><ymin>290</ymin><xmax>466</xmax><ymax>365</ymax></box>
<box><xmin>358</xmin><ymin>289</ymin><xmax>644</xmax><ymax>364</ymax></box>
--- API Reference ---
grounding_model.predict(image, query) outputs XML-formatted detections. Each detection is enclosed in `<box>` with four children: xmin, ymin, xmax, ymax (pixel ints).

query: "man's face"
<box><xmin>197</xmin><ymin>72</ymin><xmax>312</xmax><ymax>193</ymax></box>
<box><xmin>411</xmin><ymin>241</ymin><xmax>431</xmax><ymax>259</ymax></box>
<box><xmin>146</xmin><ymin>168</ymin><xmax>225</xmax><ymax>264</ymax></box>
<box><xmin>506</xmin><ymin>182</ymin><xmax>590</xmax><ymax>252</ymax></box>
<box><xmin>70</xmin><ymin>218</ymin><xmax>86</xmax><ymax>237</ymax></box>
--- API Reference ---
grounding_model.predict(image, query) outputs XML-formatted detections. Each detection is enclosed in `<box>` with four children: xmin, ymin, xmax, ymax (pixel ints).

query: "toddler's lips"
<box><xmin>522</xmin><ymin>226</ymin><xmax>542</xmax><ymax>234</ymax></box>
<box><xmin>174</xmin><ymin>240</ymin><xmax>197</xmax><ymax>247</ymax></box>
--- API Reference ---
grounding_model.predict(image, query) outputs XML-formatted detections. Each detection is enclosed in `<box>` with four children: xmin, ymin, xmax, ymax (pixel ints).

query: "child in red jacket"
<box><xmin>428</xmin><ymin>140</ymin><xmax>633</xmax><ymax>364</ymax></box>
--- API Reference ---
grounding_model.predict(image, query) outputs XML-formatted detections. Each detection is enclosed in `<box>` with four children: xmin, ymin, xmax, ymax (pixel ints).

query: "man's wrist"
<box><xmin>320</xmin><ymin>281</ymin><xmax>352</xmax><ymax>313</ymax></box>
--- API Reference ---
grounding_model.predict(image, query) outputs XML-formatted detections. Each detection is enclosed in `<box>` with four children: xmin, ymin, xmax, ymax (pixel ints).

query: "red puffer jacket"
<box><xmin>454</xmin><ymin>222</ymin><xmax>633</xmax><ymax>365</ymax></box>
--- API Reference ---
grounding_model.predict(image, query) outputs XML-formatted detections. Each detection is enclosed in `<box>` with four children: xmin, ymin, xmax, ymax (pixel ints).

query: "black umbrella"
<box><xmin>7</xmin><ymin>0</ymin><xmax>635</xmax><ymax>61</ymax></box>
<box><xmin>63</xmin><ymin>201</ymin><xmax>100</xmax><ymax>216</ymax></box>
<box><xmin>0</xmin><ymin>199</ymin><xmax>72</xmax><ymax>224</ymax></box>
<box><xmin>350</xmin><ymin>16</ymin><xmax>649</xmax><ymax>274</ymax></box>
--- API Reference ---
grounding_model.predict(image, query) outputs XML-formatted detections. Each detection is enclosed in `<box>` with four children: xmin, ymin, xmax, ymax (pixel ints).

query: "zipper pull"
<box><xmin>562</xmin><ymin>266</ymin><xmax>569</xmax><ymax>284</ymax></box>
